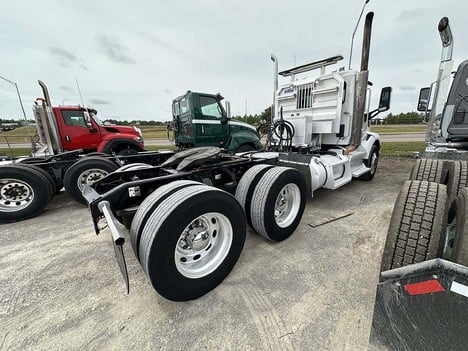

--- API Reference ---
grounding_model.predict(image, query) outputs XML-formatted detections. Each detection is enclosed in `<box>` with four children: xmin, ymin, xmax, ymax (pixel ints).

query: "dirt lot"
<box><xmin>0</xmin><ymin>157</ymin><xmax>415</xmax><ymax>350</ymax></box>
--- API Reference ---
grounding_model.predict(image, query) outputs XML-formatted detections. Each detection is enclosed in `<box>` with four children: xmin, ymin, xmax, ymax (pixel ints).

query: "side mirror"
<box><xmin>225</xmin><ymin>101</ymin><xmax>231</xmax><ymax>118</ymax></box>
<box><xmin>378</xmin><ymin>86</ymin><xmax>392</xmax><ymax>112</ymax></box>
<box><xmin>417</xmin><ymin>87</ymin><xmax>431</xmax><ymax>112</ymax></box>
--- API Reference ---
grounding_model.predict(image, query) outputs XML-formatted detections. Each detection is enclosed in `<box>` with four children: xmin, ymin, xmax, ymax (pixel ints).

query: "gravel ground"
<box><xmin>0</xmin><ymin>157</ymin><xmax>415</xmax><ymax>351</ymax></box>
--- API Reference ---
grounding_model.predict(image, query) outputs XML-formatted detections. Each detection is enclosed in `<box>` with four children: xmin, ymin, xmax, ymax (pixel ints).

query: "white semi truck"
<box><xmin>83</xmin><ymin>11</ymin><xmax>392</xmax><ymax>301</ymax></box>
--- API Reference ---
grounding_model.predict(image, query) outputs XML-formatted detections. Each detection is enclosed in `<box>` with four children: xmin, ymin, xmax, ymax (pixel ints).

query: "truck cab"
<box><xmin>52</xmin><ymin>106</ymin><xmax>144</xmax><ymax>154</ymax></box>
<box><xmin>172</xmin><ymin>91</ymin><xmax>263</xmax><ymax>152</ymax></box>
<box><xmin>33</xmin><ymin>80</ymin><xmax>144</xmax><ymax>156</ymax></box>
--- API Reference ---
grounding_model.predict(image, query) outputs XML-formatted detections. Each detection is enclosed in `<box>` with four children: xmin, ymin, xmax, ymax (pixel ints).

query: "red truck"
<box><xmin>33</xmin><ymin>80</ymin><xmax>144</xmax><ymax>156</ymax></box>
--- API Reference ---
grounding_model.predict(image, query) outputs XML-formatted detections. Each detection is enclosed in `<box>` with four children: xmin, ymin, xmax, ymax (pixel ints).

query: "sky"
<box><xmin>1</xmin><ymin>0</ymin><xmax>468</xmax><ymax>122</ymax></box>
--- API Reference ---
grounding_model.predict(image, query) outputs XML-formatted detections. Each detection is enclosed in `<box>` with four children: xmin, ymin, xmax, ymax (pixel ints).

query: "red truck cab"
<box><xmin>51</xmin><ymin>106</ymin><xmax>144</xmax><ymax>155</ymax></box>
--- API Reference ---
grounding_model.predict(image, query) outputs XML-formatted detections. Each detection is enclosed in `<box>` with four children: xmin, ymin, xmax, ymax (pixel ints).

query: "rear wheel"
<box><xmin>446</xmin><ymin>160</ymin><xmax>468</xmax><ymax>201</ymax></box>
<box><xmin>445</xmin><ymin>188</ymin><xmax>468</xmax><ymax>266</ymax></box>
<box><xmin>380</xmin><ymin>180</ymin><xmax>448</xmax><ymax>273</ymax></box>
<box><xmin>130</xmin><ymin>180</ymin><xmax>202</xmax><ymax>261</ymax></box>
<box><xmin>249</xmin><ymin>167</ymin><xmax>306</xmax><ymax>241</ymax></box>
<box><xmin>63</xmin><ymin>156</ymin><xmax>118</xmax><ymax>204</ymax></box>
<box><xmin>0</xmin><ymin>165</ymin><xmax>52</xmax><ymax>223</ymax></box>
<box><xmin>409</xmin><ymin>159</ymin><xmax>446</xmax><ymax>183</ymax></box>
<box><xmin>138</xmin><ymin>185</ymin><xmax>246</xmax><ymax>301</ymax></box>
<box><xmin>235</xmin><ymin>164</ymin><xmax>275</xmax><ymax>228</ymax></box>
<box><xmin>12</xmin><ymin>164</ymin><xmax>56</xmax><ymax>198</ymax></box>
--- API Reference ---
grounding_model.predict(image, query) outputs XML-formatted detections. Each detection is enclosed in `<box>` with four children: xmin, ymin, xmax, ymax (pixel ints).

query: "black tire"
<box><xmin>138</xmin><ymin>185</ymin><xmax>246</xmax><ymax>301</ymax></box>
<box><xmin>250</xmin><ymin>167</ymin><xmax>307</xmax><ymax>241</ymax></box>
<box><xmin>0</xmin><ymin>165</ymin><xmax>52</xmax><ymax>223</ymax></box>
<box><xmin>359</xmin><ymin>144</ymin><xmax>379</xmax><ymax>181</ymax></box>
<box><xmin>380</xmin><ymin>180</ymin><xmax>448</xmax><ymax>273</ymax></box>
<box><xmin>409</xmin><ymin>159</ymin><xmax>446</xmax><ymax>183</ymax></box>
<box><xmin>12</xmin><ymin>164</ymin><xmax>56</xmax><ymax>198</ymax></box>
<box><xmin>446</xmin><ymin>160</ymin><xmax>468</xmax><ymax>202</ymax></box>
<box><xmin>63</xmin><ymin>156</ymin><xmax>118</xmax><ymax>204</ymax></box>
<box><xmin>235</xmin><ymin>164</ymin><xmax>275</xmax><ymax>228</ymax></box>
<box><xmin>130</xmin><ymin>180</ymin><xmax>202</xmax><ymax>261</ymax></box>
<box><xmin>445</xmin><ymin>188</ymin><xmax>468</xmax><ymax>266</ymax></box>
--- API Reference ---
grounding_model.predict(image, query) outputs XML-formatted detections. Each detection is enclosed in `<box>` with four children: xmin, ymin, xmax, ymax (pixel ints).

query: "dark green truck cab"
<box><xmin>172</xmin><ymin>91</ymin><xmax>263</xmax><ymax>153</ymax></box>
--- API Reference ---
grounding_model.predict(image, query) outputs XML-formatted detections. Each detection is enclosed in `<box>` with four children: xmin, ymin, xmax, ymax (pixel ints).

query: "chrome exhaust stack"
<box><xmin>348</xmin><ymin>11</ymin><xmax>374</xmax><ymax>150</ymax></box>
<box><xmin>427</xmin><ymin>17</ymin><xmax>454</xmax><ymax>142</ymax></box>
<box><xmin>271</xmin><ymin>54</ymin><xmax>278</xmax><ymax>123</ymax></box>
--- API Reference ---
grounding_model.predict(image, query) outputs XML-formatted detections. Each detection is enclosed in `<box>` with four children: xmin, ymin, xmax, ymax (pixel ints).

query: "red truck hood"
<box><xmin>102</xmin><ymin>125</ymin><xmax>139</xmax><ymax>134</ymax></box>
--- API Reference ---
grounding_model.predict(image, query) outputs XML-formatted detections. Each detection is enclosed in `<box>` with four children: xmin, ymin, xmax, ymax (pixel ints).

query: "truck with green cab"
<box><xmin>172</xmin><ymin>91</ymin><xmax>263</xmax><ymax>153</ymax></box>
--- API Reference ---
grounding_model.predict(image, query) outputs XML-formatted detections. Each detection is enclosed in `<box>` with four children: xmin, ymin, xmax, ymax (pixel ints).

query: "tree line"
<box><xmin>2</xmin><ymin>109</ymin><xmax>425</xmax><ymax>127</ymax></box>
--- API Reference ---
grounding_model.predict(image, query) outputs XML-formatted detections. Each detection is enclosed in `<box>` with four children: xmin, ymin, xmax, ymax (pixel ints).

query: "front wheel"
<box><xmin>359</xmin><ymin>145</ymin><xmax>379</xmax><ymax>181</ymax></box>
<box><xmin>137</xmin><ymin>185</ymin><xmax>246</xmax><ymax>301</ymax></box>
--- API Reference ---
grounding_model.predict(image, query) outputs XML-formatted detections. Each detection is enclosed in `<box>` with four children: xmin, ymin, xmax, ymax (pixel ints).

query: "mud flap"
<box><xmin>98</xmin><ymin>200</ymin><xmax>130</xmax><ymax>293</ymax></box>
<box><xmin>113</xmin><ymin>239</ymin><xmax>129</xmax><ymax>294</ymax></box>
<box><xmin>369</xmin><ymin>259</ymin><xmax>468</xmax><ymax>350</ymax></box>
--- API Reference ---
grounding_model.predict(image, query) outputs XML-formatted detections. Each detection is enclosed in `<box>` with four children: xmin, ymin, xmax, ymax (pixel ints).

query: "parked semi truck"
<box><xmin>0</xmin><ymin>81</ymin><xmax>172</xmax><ymax>224</ymax></box>
<box><xmin>0</xmin><ymin>83</ymin><xmax>263</xmax><ymax>223</ymax></box>
<box><xmin>83</xmin><ymin>12</ymin><xmax>391</xmax><ymax>301</ymax></box>
<box><xmin>172</xmin><ymin>91</ymin><xmax>263</xmax><ymax>152</ymax></box>
<box><xmin>370</xmin><ymin>17</ymin><xmax>468</xmax><ymax>350</ymax></box>
<box><xmin>32</xmin><ymin>80</ymin><xmax>144</xmax><ymax>156</ymax></box>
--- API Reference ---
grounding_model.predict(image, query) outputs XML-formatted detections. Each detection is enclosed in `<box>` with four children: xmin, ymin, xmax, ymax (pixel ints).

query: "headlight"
<box><xmin>135</xmin><ymin>136</ymin><xmax>144</xmax><ymax>143</ymax></box>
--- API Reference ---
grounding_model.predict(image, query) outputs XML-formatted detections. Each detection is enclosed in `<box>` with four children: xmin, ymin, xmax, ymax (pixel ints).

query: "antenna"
<box><xmin>75</xmin><ymin>78</ymin><xmax>92</xmax><ymax>119</ymax></box>
<box><xmin>75</xmin><ymin>78</ymin><xmax>86</xmax><ymax>108</ymax></box>
<box><xmin>348</xmin><ymin>0</ymin><xmax>370</xmax><ymax>70</ymax></box>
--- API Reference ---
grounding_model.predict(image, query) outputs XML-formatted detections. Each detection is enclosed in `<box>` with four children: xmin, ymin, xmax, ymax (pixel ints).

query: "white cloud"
<box><xmin>1</xmin><ymin>0</ymin><xmax>468</xmax><ymax>120</ymax></box>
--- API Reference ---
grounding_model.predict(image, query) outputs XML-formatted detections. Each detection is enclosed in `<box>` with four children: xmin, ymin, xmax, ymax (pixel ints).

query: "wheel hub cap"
<box><xmin>175</xmin><ymin>213</ymin><xmax>233</xmax><ymax>279</ymax></box>
<box><xmin>274</xmin><ymin>183</ymin><xmax>301</xmax><ymax>228</ymax></box>
<box><xmin>78</xmin><ymin>169</ymin><xmax>109</xmax><ymax>191</ymax></box>
<box><xmin>0</xmin><ymin>179</ymin><xmax>34</xmax><ymax>212</ymax></box>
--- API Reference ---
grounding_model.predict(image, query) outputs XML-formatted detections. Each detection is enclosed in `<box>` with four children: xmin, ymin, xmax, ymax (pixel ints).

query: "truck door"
<box><xmin>193</xmin><ymin>95</ymin><xmax>227</xmax><ymax>147</ymax></box>
<box><xmin>173</xmin><ymin>96</ymin><xmax>193</xmax><ymax>145</ymax></box>
<box><xmin>58</xmin><ymin>109</ymin><xmax>102</xmax><ymax>151</ymax></box>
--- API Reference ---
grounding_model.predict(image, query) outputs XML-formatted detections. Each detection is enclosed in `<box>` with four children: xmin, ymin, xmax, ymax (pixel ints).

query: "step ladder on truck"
<box><xmin>370</xmin><ymin>16</ymin><xmax>468</xmax><ymax>350</ymax></box>
<box><xmin>82</xmin><ymin>12</ymin><xmax>392</xmax><ymax>302</ymax></box>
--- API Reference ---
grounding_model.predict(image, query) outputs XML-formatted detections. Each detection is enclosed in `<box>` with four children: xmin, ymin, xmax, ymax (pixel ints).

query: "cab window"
<box><xmin>174</xmin><ymin>97</ymin><xmax>189</xmax><ymax>116</ymax></box>
<box><xmin>62</xmin><ymin>110</ymin><xmax>87</xmax><ymax>127</ymax></box>
<box><xmin>199</xmin><ymin>96</ymin><xmax>222</xmax><ymax>118</ymax></box>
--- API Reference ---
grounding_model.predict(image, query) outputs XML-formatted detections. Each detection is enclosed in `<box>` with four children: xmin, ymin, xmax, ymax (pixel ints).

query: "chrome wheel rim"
<box><xmin>370</xmin><ymin>151</ymin><xmax>378</xmax><ymax>175</ymax></box>
<box><xmin>77</xmin><ymin>168</ymin><xmax>110</xmax><ymax>191</ymax></box>
<box><xmin>274</xmin><ymin>183</ymin><xmax>301</xmax><ymax>228</ymax></box>
<box><xmin>444</xmin><ymin>210</ymin><xmax>457</xmax><ymax>259</ymax></box>
<box><xmin>0</xmin><ymin>178</ymin><xmax>34</xmax><ymax>212</ymax></box>
<box><xmin>175</xmin><ymin>212</ymin><xmax>233</xmax><ymax>279</ymax></box>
